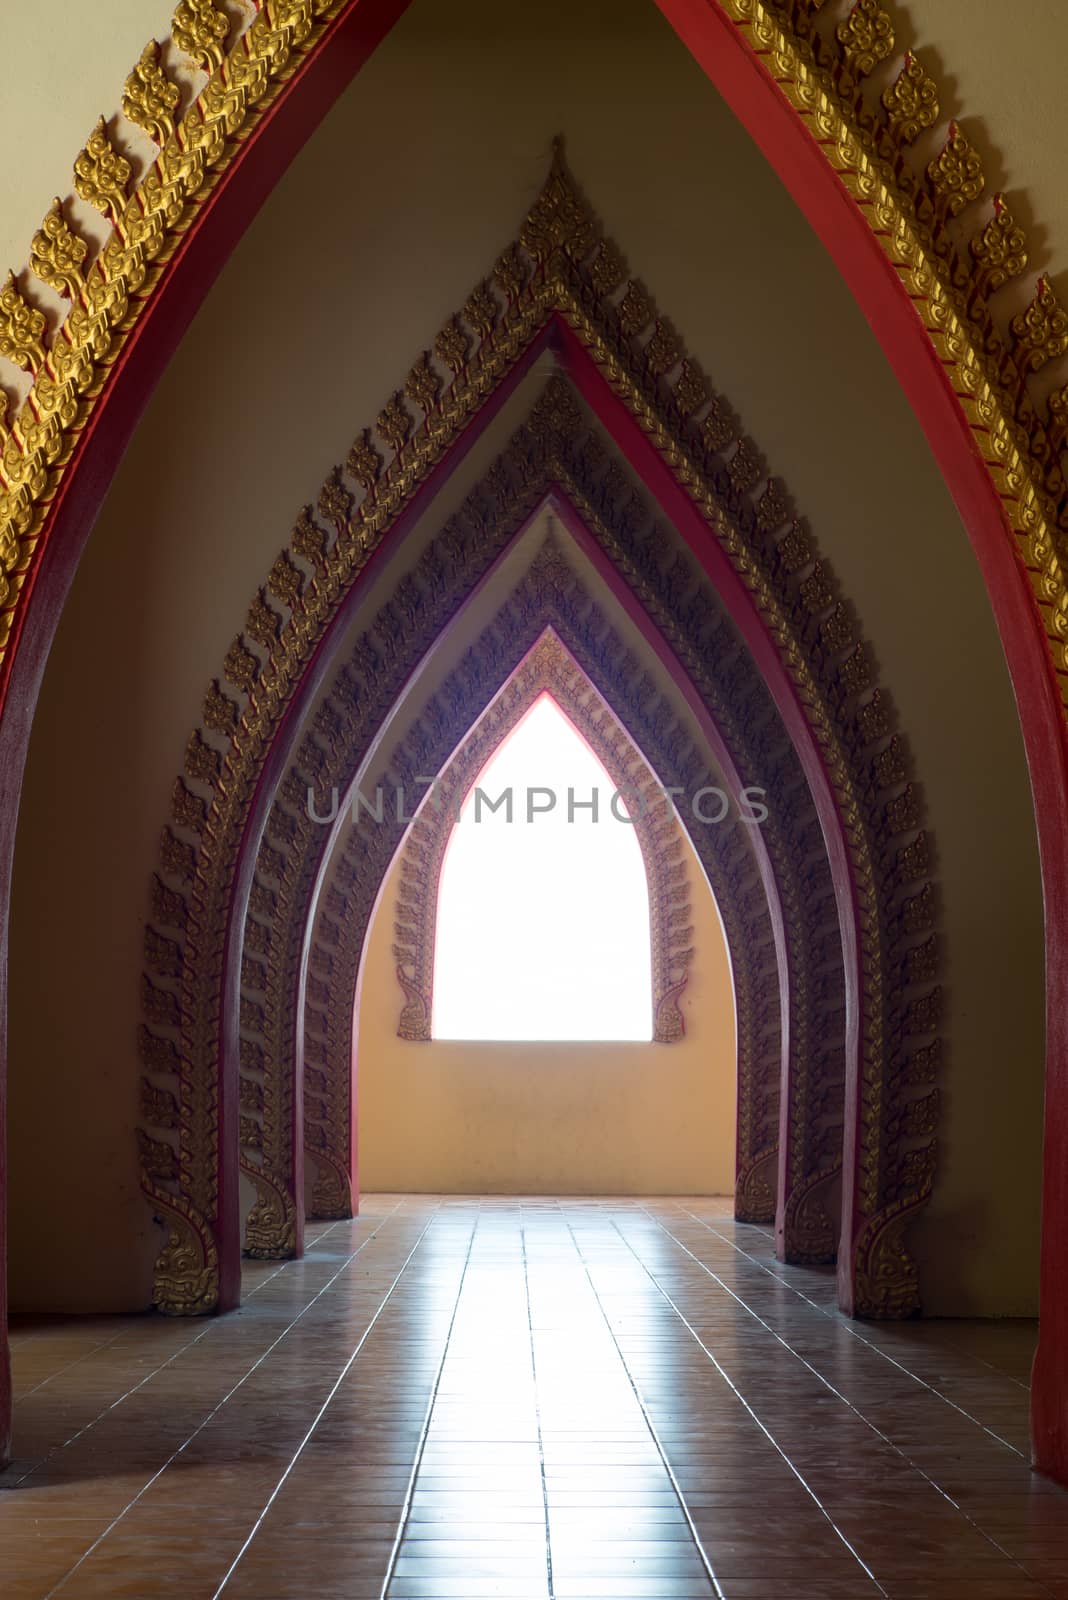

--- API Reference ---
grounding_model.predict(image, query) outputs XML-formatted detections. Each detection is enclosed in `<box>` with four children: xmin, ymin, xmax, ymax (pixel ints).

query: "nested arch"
<box><xmin>0</xmin><ymin>0</ymin><xmax>1061</xmax><ymax>1477</ymax></box>
<box><xmin>392</xmin><ymin>629</ymin><xmax>695</xmax><ymax>1047</ymax></box>
<box><xmin>135</xmin><ymin>150</ymin><xmax>944</xmax><ymax>1324</ymax></box>
<box><xmin>301</xmin><ymin>549</ymin><xmax>778</xmax><ymax>1227</ymax></box>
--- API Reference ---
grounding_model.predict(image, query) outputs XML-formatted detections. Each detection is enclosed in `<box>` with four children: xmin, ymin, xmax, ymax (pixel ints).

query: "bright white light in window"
<box><xmin>432</xmin><ymin>693</ymin><xmax>653</xmax><ymax>1041</ymax></box>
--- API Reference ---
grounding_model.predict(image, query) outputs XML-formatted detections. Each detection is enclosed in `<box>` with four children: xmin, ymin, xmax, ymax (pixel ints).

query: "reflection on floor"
<box><xmin>0</xmin><ymin>1196</ymin><xmax>1062</xmax><ymax>1599</ymax></box>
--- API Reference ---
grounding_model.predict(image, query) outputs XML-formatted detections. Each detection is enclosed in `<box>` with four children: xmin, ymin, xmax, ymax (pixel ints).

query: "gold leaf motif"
<box><xmin>144</xmin><ymin>928</ymin><xmax>182</xmax><ymax>978</ymax></box>
<box><xmin>836</xmin><ymin>0</ymin><xmax>895</xmax><ymax>77</ymax></box>
<box><xmin>203</xmin><ymin>679</ymin><xmax>238</xmax><ymax>734</ymax></box>
<box><xmin>160</xmin><ymin>827</ymin><xmax>197</xmax><ymax>883</ymax></box>
<box><xmin>121</xmin><ymin>40</ymin><xmax>182</xmax><ymax>147</ymax></box>
<box><xmin>139</xmin><ymin>1129</ymin><xmax>179</xmax><ymax>1182</ymax></box>
<box><xmin>461</xmin><ymin>282</ymin><xmax>498</xmax><ymax>341</ymax></box>
<box><xmin>728</xmin><ymin>438</ymin><xmax>762</xmax><ymax>493</ymax></box>
<box><xmin>240</xmin><ymin>1077</ymin><xmax>264</xmax><ymax>1113</ymax></box>
<box><xmin>700</xmin><ymin>397</ymin><xmax>735</xmax><ymax>453</ymax></box>
<box><xmin>184</xmin><ymin>730</ymin><xmax>220</xmax><ymax>783</ymax></box>
<box><xmin>141</xmin><ymin>1077</ymin><xmax>179</xmax><ymax>1128</ymax></box>
<box><xmin>73</xmin><ymin>117</ymin><xmax>132</xmax><ymax>221</ymax></box>
<box><xmin>588</xmin><ymin>238</ymin><xmax>626</xmax><ymax>297</ymax></box>
<box><xmin>433</xmin><ymin>317</ymin><xmax>470</xmax><ymax>375</ymax></box>
<box><xmin>644</xmin><ymin>319</ymin><xmax>682</xmax><ymax>378</ymax></box>
<box><xmin>317</xmin><ymin>469</ymin><xmax>352</xmax><ymax>533</ymax></box>
<box><xmin>346</xmin><ymin>431</ymin><xmax>382</xmax><ymax>490</ymax></box>
<box><xmin>926</xmin><ymin>121</ymin><xmax>985</xmax><ymax>220</ymax></box>
<box><xmin>376</xmin><ymin>393</ymin><xmax>412</xmax><ymax>453</ymax></box>
<box><xmin>618</xmin><ymin>280</ymin><xmax>655</xmax><ymax>338</ymax></box>
<box><xmin>171</xmin><ymin>777</ymin><xmax>207</xmax><ymax>832</ymax></box>
<box><xmin>881</xmin><ymin>52</ymin><xmax>939</xmax><ymax>147</ymax></box>
<box><xmin>139</xmin><ymin>1024</ymin><xmax>179</xmax><ymax>1073</ymax></box>
<box><xmin>757</xmin><ymin>479</ymin><xmax>791</xmax><ymax>532</ymax></box>
<box><xmin>151</xmin><ymin>873</ymin><xmax>188</xmax><ymax>929</ymax></box>
<box><xmin>267</xmin><ymin>552</ymin><xmax>302</xmax><ymax>609</ymax></box>
<box><xmin>493</xmin><ymin>244</ymin><xmax>527</xmax><ymax>302</ymax></box>
<box><xmin>519</xmin><ymin>139</ymin><xmax>597</xmax><ymax>263</ymax></box>
<box><xmin>223</xmin><ymin>638</ymin><xmax>259</xmax><ymax>695</ymax></box>
<box><xmin>240</xmin><ymin>1116</ymin><xmax>263</xmax><ymax>1150</ymax></box>
<box><xmin>1010</xmin><ymin>276</ymin><xmax>1068</xmax><ymax>374</ymax></box>
<box><xmin>404</xmin><ymin>354</ymin><xmax>442</xmax><ymax>414</ymax></box>
<box><xmin>1048</xmin><ymin>384</ymin><xmax>1068</xmax><ymax>455</ymax></box>
<box><xmin>0</xmin><ymin>272</ymin><xmax>46</xmax><ymax>373</ymax></box>
<box><xmin>292</xmin><ymin>506</ymin><xmax>328</xmax><ymax>571</ymax></box>
<box><xmin>29</xmin><ymin>200</ymin><xmax>88</xmax><ymax>301</ymax></box>
<box><xmin>142</xmin><ymin>973</ymin><xmax>181</xmax><ymax>1029</ymax></box>
<box><xmin>673</xmin><ymin>359</ymin><xmax>711</xmax><ymax>419</ymax></box>
<box><xmin>172</xmin><ymin>0</ymin><xmax>230</xmax><ymax>73</ymax></box>
<box><xmin>970</xmin><ymin>194</ymin><xmax>1028</xmax><ymax>297</ymax></box>
<box><xmin>246</xmin><ymin>592</ymin><xmax>281</xmax><ymax>648</ymax></box>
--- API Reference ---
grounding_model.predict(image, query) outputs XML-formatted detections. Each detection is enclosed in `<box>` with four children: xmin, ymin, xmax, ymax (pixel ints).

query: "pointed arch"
<box><xmin>135</xmin><ymin>155</ymin><xmax>943</xmax><ymax>1331</ymax></box>
<box><xmin>303</xmin><ymin>544</ymin><xmax>780</xmax><ymax>1226</ymax></box>
<box><xmin>392</xmin><ymin>630</ymin><xmax>694</xmax><ymax>1046</ymax></box>
<box><xmin>0</xmin><ymin>0</ymin><xmax>1062</xmax><ymax>1477</ymax></box>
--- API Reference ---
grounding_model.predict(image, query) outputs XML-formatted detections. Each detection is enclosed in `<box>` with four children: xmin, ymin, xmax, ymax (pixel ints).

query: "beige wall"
<box><xmin>356</xmin><ymin>838</ymin><xmax>737</xmax><ymax>1195</ymax></box>
<box><xmin>3</xmin><ymin>0</ymin><xmax>1048</xmax><ymax>1314</ymax></box>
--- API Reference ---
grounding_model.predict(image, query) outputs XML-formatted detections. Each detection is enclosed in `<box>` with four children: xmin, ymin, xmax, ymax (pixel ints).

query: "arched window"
<box><xmin>432</xmin><ymin>694</ymin><xmax>653</xmax><ymax>1041</ymax></box>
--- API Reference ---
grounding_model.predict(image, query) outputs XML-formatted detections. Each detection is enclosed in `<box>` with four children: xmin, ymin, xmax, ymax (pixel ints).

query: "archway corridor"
<box><xmin>4</xmin><ymin>0</ymin><xmax>1068</xmax><ymax>1581</ymax></box>
<box><xmin>2</xmin><ymin>1197</ymin><xmax>1055</xmax><ymax>1598</ymax></box>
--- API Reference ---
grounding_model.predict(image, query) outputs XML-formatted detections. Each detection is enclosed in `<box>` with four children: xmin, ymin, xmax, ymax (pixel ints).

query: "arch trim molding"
<box><xmin>391</xmin><ymin>627</ymin><xmax>696</xmax><ymax>1046</ymax></box>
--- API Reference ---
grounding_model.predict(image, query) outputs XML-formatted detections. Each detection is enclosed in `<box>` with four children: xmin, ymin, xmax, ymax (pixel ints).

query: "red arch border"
<box><xmin>0</xmin><ymin>0</ymin><xmax>1063</xmax><ymax>1480</ymax></box>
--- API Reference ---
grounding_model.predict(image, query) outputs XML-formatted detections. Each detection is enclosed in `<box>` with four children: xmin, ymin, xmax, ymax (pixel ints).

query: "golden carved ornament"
<box><xmin>0</xmin><ymin>273</ymin><xmax>46</xmax><ymax>376</ymax></box>
<box><xmin>73</xmin><ymin>118</ymin><xmax>132</xmax><ymax>223</ymax></box>
<box><xmin>172</xmin><ymin>0</ymin><xmax>232</xmax><ymax>74</ymax></box>
<box><xmin>28</xmin><ymin>201</ymin><xmax>88</xmax><ymax>301</ymax></box>
<box><xmin>926</xmin><ymin>121</ymin><xmax>985</xmax><ymax>223</ymax></box>
<box><xmin>0</xmin><ymin>0</ymin><xmax>1061</xmax><ymax>841</ymax></box>
<box><xmin>1011</xmin><ymin>277</ymin><xmax>1068</xmax><ymax>375</ymax></box>
<box><xmin>121</xmin><ymin>40</ymin><xmax>182</xmax><ymax>147</ymax></box>
<box><xmin>836</xmin><ymin>0</ymin><xmax>895</xmax><ymax>78</ymax></box>
<box><xmin>881</xmin><ymin>53</ymin><xmax>939</xmax><ymax>147</ymax></box>
<box><xmin>970</xmin><ymin>194</ymin><xmax>1029</xmax><ymax>298</ymax></box>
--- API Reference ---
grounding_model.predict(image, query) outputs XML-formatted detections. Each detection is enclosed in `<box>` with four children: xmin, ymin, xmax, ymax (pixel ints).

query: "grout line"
<box><xmin>564</xmin><ymin>1217</ymin><xmax>727</xmax><ymax>1600</ymax></box>
<box><xmin>673</xmin><ymin>1203</ymin><xmax>1028</xmax><ymax>1453</ymax></box>
<box><xmin>214</xmin><ymin>1203</ymin><xmax>457</xmax><ymax>1598</ymax></box>
<box><xmin>42</xmin><ymin>1201</ymin><xmax>408</xmax><ymax>1598</ymax></box>
<box><xmin>628</xmin><ymin>1207</ymin><xmax>1047</xmax><ymax>1585</ymax></box>
<box><xmin>604</xmin><ymin>1215</ymin><xmax>890</xmax><ymax>1599</ymax></box>
<box><xmin>377</xmin><ymin>1211</ymin><xmax>480</xmax><ymax>1600</ymax></box>
<box><xmin>521</xmin><ymin>1219</ymin><xmax>555</xmax><ymax>1600</ymax></box>
<box><xmin>6</xmin><ymin>1210</ymin><xmax>386</xmax><ymax>1494</ymax></box>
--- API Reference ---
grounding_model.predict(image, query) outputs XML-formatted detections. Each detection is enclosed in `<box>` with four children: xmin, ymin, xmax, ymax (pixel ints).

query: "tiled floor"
<box><xmin>1</xmin><ymin>1196</ymin><xmax>1064</xmax><ymax>1599</ymax></box>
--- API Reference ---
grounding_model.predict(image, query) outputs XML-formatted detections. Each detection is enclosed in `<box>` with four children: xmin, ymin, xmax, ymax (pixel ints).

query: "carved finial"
<box><xmin>0</xmin><ymin>271</ymin><xmax>46</xmax><ymax>373</ymax></box>
<box><xmin>882</xmin><ymin>52</ymin><xmax>939</xmax><ymax>146</ymax></box>
<box><xmin>462</xmin><ymin>282</ymin><xmax>498</xmax><ymax>340</ymax></box>
<box><xmin>172</xmin><ymin>0</ymin><xmax>230</xmax><ymax>74</ymax></box>
<box><xmin>1010</xmin><ymin>276</ymin><xmax>1068</xmax><ymax>373</ymax></box>
<box><xmin>434</xmin><ymin>316</ymin><xmax>471</xmax><ymax>375</ymax></box>
<box><xmin>376</xmin><ymin>393</ymin><xmax>413</xmax><ymax>454</ymax></box>
<box><xmin>836</xmin><ymin>0</ymin><xmax>895</xmax><ymax>77</ymax></box>
<box><xmin>29</xmin><ymin>199</ymin><xmax>88</xmax><ymax>301</ymax></box>
<box><xmin>74</xmin><ymin>117</ymin><xmax>132</xmax><ymax>222</ymax></box>
<box><xmin>970</xmin><ymin>194</ymin><xmax>1028</xmax><ymax>297</ymax></box>
<box><xmin>122</xmin><ymin>40</ymin><xmax>181</xmax><ymax>147</ymax></box>
<box><xmin>345</xmin><ymin>430</ymin><xmax>383</xmax><ymax>490</ymax></box>
<box><xmin>317</xmin><ymin>468</ymin><xmax>353</xmax><ymax>534</ymax></box>
<box><xmin>926</xmin><ymin>121</ymin><xmax>985</xmax><ymax>222</ymax></box>
<box><xmin>520</xmin><ymin>140</ymin><xmax>598</xmax><ymax>264</ymax></box>
<box><xmin>404</xmin><ymin>353</ymin><xmax>443</xmax><ymax>414</ymax></box>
